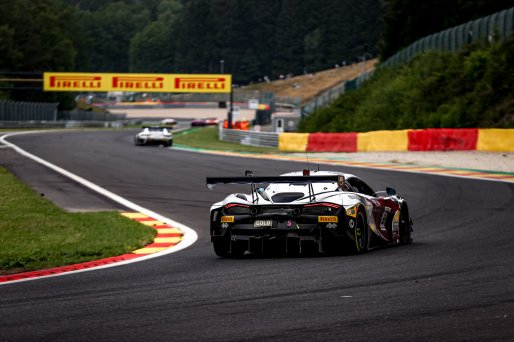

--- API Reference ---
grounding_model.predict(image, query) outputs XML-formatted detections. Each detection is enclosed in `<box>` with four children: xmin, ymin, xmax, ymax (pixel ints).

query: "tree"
<box><xmin>129</xmin><ymin>0</ymin><xmax>184</xmax><ymax>72</ymax></box>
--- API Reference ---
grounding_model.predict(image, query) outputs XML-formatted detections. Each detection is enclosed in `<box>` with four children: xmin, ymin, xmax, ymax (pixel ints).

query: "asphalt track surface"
<box><xmin>1</xmin><ymin>130</ymin><xmax>514</xmax><ymax>341</ymax></box>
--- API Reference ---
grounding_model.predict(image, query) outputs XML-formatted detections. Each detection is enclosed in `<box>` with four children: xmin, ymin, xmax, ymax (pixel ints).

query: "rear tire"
<box><xmin>352</xmin><ymin>210</ymin><xmax>368</xmax><ymax>254</ymax></box>
<box><xmin>399</xmin><ymin>206</ymin><xmax>412</xmax><ymax>244</ymax></box>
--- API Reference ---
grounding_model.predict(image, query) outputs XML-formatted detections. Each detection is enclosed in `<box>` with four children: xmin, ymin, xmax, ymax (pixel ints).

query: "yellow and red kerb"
<box><xmin>0</xmin><ymin>212</ymin><xmax>184</xmax><ymax>284</ymax></box>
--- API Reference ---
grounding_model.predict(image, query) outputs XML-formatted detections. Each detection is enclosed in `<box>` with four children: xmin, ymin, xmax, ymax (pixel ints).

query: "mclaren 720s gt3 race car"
<box><xmin>206</xmin><ymin>170</ymin><xmax>413</xmax><ymax>257</ymax></box>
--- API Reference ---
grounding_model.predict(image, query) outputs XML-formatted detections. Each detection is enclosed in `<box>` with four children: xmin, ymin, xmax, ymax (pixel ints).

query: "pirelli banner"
<box><xmin>43</xmin><ymin>72</ymin><xmax>232</xmax><ymax>93</ymax></box>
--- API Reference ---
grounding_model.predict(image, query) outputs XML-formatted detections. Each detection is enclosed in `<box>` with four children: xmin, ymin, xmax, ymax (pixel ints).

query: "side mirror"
<box><xmin>386</xmin><ymin>187</ymin><xmax>397</xmax><ymax>196</ymax></box>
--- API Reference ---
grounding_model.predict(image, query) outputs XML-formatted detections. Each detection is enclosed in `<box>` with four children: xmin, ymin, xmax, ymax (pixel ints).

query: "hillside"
<box><xmin>299</xmin><ymin>37</ymin><xmax>514</xmax><ymax>132</ymax></box>
<box><xmin>244</xmin><ymin>59</ymin><xmax>378</xmax><ymax>104</ymax></box>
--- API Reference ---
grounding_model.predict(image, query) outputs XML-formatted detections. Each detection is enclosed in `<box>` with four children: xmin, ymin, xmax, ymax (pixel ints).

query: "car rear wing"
<box><xmin>206</xmin><ymin>175</ymin><xmax>339</xmax><ymax>189</ymax></box>
<box><xmin>207</xmin><ymin>175</ymin><xmax>344</xmax><ymax>203</ymax></box>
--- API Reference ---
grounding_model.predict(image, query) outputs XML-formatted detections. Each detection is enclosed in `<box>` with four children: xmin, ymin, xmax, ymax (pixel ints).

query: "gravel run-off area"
<box><xmin>293</xmin><ymin>151</ymin><xmax>514</xmax><ymax>173</ymax></box>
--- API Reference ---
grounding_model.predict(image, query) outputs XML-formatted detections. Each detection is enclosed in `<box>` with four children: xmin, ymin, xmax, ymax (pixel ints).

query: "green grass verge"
<box><xmin>0</xmin><ymin>167</ymin><xmax>156</xmax><ymax>275</ymax></box>
<box><xmin>174</xmin><ymin>127</ymin><xmax>278</xmax><ymax>153</ymax></box>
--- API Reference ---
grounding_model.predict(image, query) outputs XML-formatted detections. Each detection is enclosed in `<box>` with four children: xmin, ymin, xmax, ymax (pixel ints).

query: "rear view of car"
<box><xmin>134</xmin><ymin>126</ymin><xmax>173</xmax><ymax>147</ymax></box>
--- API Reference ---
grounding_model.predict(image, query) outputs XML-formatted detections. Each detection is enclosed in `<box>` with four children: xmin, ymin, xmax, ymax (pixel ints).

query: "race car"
<box><xmin>191</xmin><ymin>117</ymin><xmax>219</xmax><ymax>127</ymax></box>
<box><xmin>206</xmin><ymin>170</ymin><xmax>413</xmax><ymax>257</ymax></box>
<box><xmin>134</xmin><ymin>126</ymin><xmax>173</xmax><ymax>146</ymax></box>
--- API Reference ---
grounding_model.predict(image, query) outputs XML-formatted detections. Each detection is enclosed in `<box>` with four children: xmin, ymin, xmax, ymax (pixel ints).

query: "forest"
<box><xmin>1</xmin><ymin>0</ymin><xmax>514</xmax><ymax>110</ymax></box>
<box><xmin>0</xmin><ymin>0</ymin><xmax>384</xmax><ymax>85</ymax></box>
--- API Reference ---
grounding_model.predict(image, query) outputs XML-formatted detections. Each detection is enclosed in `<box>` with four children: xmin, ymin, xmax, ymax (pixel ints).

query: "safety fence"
<box><xmin>219</xmin><ymin>127</ymin><xmax>278</xmax><ymax>148</ymax></box>
<box><xmin>278</xmin><ymin>129</ymin><xmax>514</xmax><ymax>152</ymax></box>
<box><xmin>0</xmin><ymin>101</ymin><xmax>130</xmax><ymax>129</ymax></box>
<box><xmin>0</xmin><ymin>100</ymin><xmax>58</xmax><ymax>121</ymax></box>
<box><xmin>300</xmin><ymin>70</ymin><xmax>373</xmax><ymax>117</ymax></box>
<box><xmin>58</xmin><ymin>110</ymin><xmax>126</xmax><ymax>121</ymax></box>
<box><xmin>382</xmin><ymin>6</ymin><xmax>514</xmax><ymax>67</ymax></box>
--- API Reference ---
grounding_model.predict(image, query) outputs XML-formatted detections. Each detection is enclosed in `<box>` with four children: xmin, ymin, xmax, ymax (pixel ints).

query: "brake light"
<box><xmin>224</xmin><ymin>203</ymin><xmax>250</xmax><ymax>209</ymax></box>
<box><xmin>224</xmin><ymin>203</ymin><xmax>251</xmax><ymax>215</ymax></box>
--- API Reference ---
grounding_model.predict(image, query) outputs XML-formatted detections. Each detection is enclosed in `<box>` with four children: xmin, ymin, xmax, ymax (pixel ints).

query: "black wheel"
<box><xmin>168</xmin><ymin>140</ymin><xmax>173</xmax><ymax>147</ymax></box>
<box><xmin>399</xmin><ymin>206</ymin><xmax>412</xmax><ymax>244</ymax></box>
<box><xmin>352</xmin><ymin>210</ymin><xmax>368</xmax><ymax>253</ymax></box>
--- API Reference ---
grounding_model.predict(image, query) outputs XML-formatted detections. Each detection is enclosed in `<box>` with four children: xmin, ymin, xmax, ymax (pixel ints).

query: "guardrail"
<box><xmin>219</xmin><ymin>128</ymin><xmax>278</xmax><ymax>148</ymax></box>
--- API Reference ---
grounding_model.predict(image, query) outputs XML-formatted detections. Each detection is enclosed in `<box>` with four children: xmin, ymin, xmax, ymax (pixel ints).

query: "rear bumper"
<box><xmin>211</xmin><ymin>221</ymin><xmax>350</xmax><ymax>254</ymax></box>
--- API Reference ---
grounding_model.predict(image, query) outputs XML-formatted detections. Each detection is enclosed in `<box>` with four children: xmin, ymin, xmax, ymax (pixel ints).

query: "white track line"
<box><xmin>0</xmin><ymin>131</ymin><xmax>198</xmax><ymax>284</ymax></box>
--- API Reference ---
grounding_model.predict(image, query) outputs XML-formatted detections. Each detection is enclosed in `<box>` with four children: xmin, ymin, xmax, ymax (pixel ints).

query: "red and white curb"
<box><xmin>0</xmin><ymin>131</ymin><xmax>198</xmax><ymax>285</ymax></box>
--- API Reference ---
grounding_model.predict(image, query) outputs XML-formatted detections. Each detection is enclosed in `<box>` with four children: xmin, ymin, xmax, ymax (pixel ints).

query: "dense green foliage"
<box><xmin>0</xmin><ymin>167</ymin><xmax>155</xmax><ymax>273</ymax></box>
<box><xmin>299</xmin><ymin>37</ymin><xmax>514</xmax><ymax>132</ymax></box>
<box><xmin>2</xmin><ymin>0</ymin><xmax>514</xmax><ymax>120</ymax></box>
<box><xmin>380</xmin><ymin>0</ymin><xmax>514</xmax><ymax>60</ymax></box>
<box><xmin>0</xmin><ymin>0</ymin><xmax>383</xmax><ymax>84</ymax></box>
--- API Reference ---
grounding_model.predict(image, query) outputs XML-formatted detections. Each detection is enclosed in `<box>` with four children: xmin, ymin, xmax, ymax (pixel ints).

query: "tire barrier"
<box><xmin>279</xmin><ymin>128</ymin><xmax>514</xmax><ymax>152</ymax></box>
<box><xmin>307</xmin><ymin>132</ymin><xmax>357</xmax><ymax>152</ymax></box>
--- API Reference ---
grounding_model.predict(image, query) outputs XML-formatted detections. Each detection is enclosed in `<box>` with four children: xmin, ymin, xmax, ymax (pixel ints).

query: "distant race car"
<box><xmin>191</xmin><ymin>117</ymin><xmax>219</xmax><ymax>127</ymax></box>
<box><xmin>160</xmin><ymin>118</ymin><xmax>177</xmax><ymax>128</ymax></box>
<box><xmin>206</xmin><ymin>170</ymin><xmax>413</xmax><ymax>257</ymax></box>
<box><xmin>134</xmin><ymin>126</ymin><xmax>173</xmax><ymax>146</ymax></box>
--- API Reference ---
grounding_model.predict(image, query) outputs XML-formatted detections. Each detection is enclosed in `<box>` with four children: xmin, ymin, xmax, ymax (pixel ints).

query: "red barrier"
<box><xmin>307</xmin><ymin>132</ymin><xmax>357</xmax><ymax>152</ymax></box>
<box><xmin>408</xmin><ymin>128</ymin><xmax>478</xmax><ymax>151</ymax></box>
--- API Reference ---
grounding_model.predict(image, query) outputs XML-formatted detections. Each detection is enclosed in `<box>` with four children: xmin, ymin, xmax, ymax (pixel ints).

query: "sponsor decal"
<box><xmin>44</xmin><ymin>73</ymin><xmax>232</xmax><ymax>93</ymax></box>
<box><xmin>174</xmin><ymin>77</ymin><xmax>228</xmax><ymax>91</ymax></box>
<box><xmin>221</xmin><ymin>216</ymin><xmax>234</xmax><ymax>223</ymax></box>
<box><xmin>318</xmin><ymin>216</ymin><xmax>338</xmax><ymax>223</ymax></box>
<box><xmin>112</xmin><ymin>76</ymin><xmax>164</xmax><ymax>90</ymax></box>
<box><xmin>348</xmin><ymin>219</ymin><xmax>355</xmax><ymax>228</ymax></box>
<box><xmin>48</xmin><ymin>75</ymin><xmax>103</xmax><ymax>90</ymax></box>
<box><xmin>254</xmin><ymin>219</ymin><xmax>273</xmax><ymax>227</ymax></box>
<box><xmin>345</xmin><ymin>206</ymin><xmax>358</xmax><ymax>218</ymax></box>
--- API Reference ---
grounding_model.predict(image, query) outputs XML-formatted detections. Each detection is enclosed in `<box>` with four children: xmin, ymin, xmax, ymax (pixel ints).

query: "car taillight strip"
<box><xmin>224</xmin><ymin>203</ymin><xmax>250</xmax><ymax>209</ymax></box>
<box><xmin>304</xmin><ymin>203</ymin><xmax>341</xmax><ymax>209</ymax></box>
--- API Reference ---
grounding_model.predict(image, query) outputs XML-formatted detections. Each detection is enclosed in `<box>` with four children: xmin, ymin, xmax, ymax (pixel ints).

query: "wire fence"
<box><xmin>0</xmin><ymin>100</ymin><xmax>126</xmax><ymax>123</ymax></box>
<box><xmin>0</xmin><ymin>100</ymin><xmax>58</xmax><ymax>121</ymax></box>
<box><xmin>382</xmin><ymin>6</ymin><xmax>514</xmax><ymax>67</ymax></box>
<box><xmin>300</xmin><ymin>70</ymin><xmax>373</xmax><ymax>117</ymax></box>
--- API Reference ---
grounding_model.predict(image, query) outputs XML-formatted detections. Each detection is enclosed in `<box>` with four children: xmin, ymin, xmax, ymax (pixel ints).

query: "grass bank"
<box><xmin>174</xmin><ymin>127</ymin><xmax>277</xmax><ymax>153</ymax></box>
<box><xmin>0</xmin><ymin>167</ymin><xmax>156</xmax><ymax>275</ymax></box>
<box><xmin>300</xmin><ymin>35</ymin><xmax>514</xmax><ymax>132</ymax></box>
